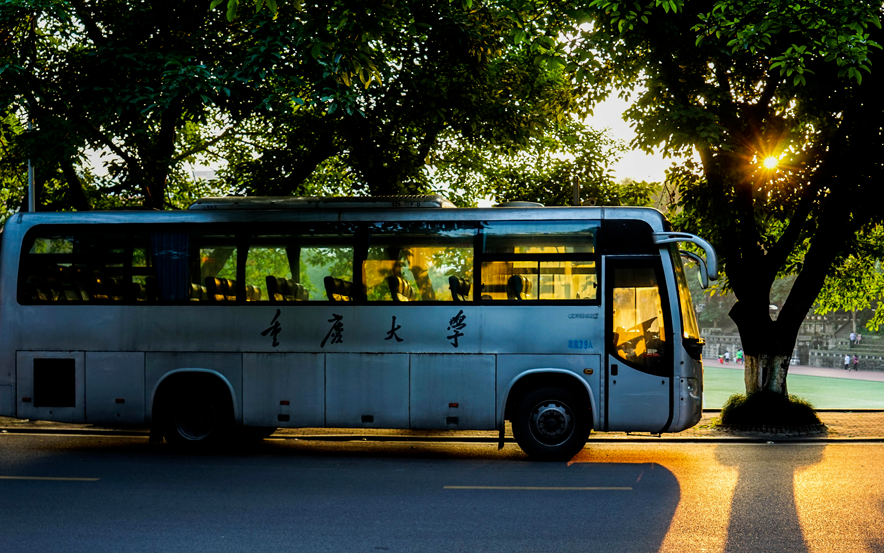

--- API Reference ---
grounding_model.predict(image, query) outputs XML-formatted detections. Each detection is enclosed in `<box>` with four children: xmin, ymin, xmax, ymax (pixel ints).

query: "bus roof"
<box><xmin>5</xmin><ymin>200</ymin><xmax>669</xmax><ymax>232</ymax></box>
<box><xmin>188</xmin><ymin>195</ymin><xmax>457</xmax><ymax>210</ymax></box>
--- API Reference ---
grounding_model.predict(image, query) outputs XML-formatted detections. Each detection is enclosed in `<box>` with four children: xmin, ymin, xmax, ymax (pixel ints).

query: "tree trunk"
<box><xmin>743</xmin><ymin>354</ymin><xmax>790</xmax><ymax>395</ymax></box>
<box><xmin>730</xmin><ymin>298</ymin><xmax>799</xmax><ymax>398</ymax></box>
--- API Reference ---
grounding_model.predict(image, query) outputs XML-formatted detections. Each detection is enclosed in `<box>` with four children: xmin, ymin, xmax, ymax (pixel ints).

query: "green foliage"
<box><xmin>2</xmin><ymin>0</ymin><xmax>598</xmax><ymax>211</ymax></box>
<box><xmin>428</xmin><ymin>120</ymin><xmax>634</xmax><ymax>206</ymax></box>
<box><xmin>0</xmin><ymin>0</ymin><xmax>278</xmax><ymax>209</ymax></box>
<box><xmin>218</xmin><ymin>0</ymin><xmax>587</xmax><ymax>197</ymax></box>
<box><xmin>0</xmin><ymin>111</ymin><xmax>27</xmax><ymax>222</ymax></box>
<box><xmin>720</xmin><ymin>391</ymin><xmax>821</xmax><ymax>428</ymax></box>
<box><xmin>814</xmin><ymin>225</ymin><xmax>884</xmax><ymax>332</ymax></box>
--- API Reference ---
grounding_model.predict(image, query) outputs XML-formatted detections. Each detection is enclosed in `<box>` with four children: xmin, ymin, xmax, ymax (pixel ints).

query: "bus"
<box><xmin>0</xmin><ymin>195</ymin><xmax>717</xmax><ymax>461</ymax></box>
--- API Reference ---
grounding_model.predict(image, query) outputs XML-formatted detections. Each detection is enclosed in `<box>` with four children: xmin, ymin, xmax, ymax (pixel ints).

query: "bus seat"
<box><xmin>26</xmin><ymin>276</ymin><xmax>56</xmax><ymax>302</ymax></box>
<box><xmin>132</xmin><ymin>282</ymin><xmax>148</xmax><ymax>301</ymax></box>
<box><xmin>449</xmin><ymin>276</ymin><xmax>471</xmax><ymax>302</ymax></box>
<box><xmin>60</xmin><ymin>280</ymin><xmax>87</xmax><ymax>301</ymax></box>
<box><xmin>108</xmin><ymin>278</ymin><xmax>125</xmax><ymax>301</ymax></box>
<box><xmin>205</xmin><ymin>277</ymin><xmax>222</xmax><ymax>300</ymax></box>
<box><xmin>266</xmin><ymin>276</ymin><xmax>284</xmax><ymax>301</ymax></box>
<box><xmin>246</xmin><ymin>284</ymin><xmax>262</xmax><ymax>301</ymax></box>
<box><xmin>267</xmin><ymin>276</ymin><xmax>309</xmax><ymax>301</ymax></box>
<box><xmin>324</xmin><ymin>276</ymin><xmax>353</xmax><ymax>302</ymax></box>
<box><xmin>206</xmin><ymin>277</ymin><xmax>237</xmax><ymax>301</ymax></box>
<box><xmin>189</xmin><ymin>283</ymin><xmax>208</xmax><ymax>301</ymax></box>
<box><xmin>91</xmin><ymin>277</ymin><xmax>123</xmax><ymax>301</ymax></box>
<box><xmin>292</xmin><ymin>282</ymin><xmax>308</xmax><ymax>301</ymax></box>
<box><xmin>387</xmin><ymin>276</ymin><xmax>415</xmax><ymax>302</ymax></box>
<box><xmin>144</xmin><ymin>276</ymin><xmax>158</xmax><ymax>302</ymax></box>
<box><xmin>506</xmin><ymin>274</ymin><xmax>533</xmax><ymax>300</ymax></box>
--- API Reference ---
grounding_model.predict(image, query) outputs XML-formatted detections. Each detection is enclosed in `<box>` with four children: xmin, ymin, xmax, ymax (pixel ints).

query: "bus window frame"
<box><xmin>360</xmin><ymin>221</ymin><xmax>478</xmax><ymax>305</ymax></box>
<box><xmin>605</xmin><ymin>255</ymin><xmax>674</xmax><ymax>378</ymax></box>
<box><xmin>476</xmin><ymin>222</ymin><xmax>601</xmax><ymax>306</ymax></box>
<box><xmin>17</xmin><ymin>224</ymin><xmax>151</xmax><ymax>305</ymax></box>
<box><xmin>18</xmin><ymin>219</ymin><xmax>607</xmax><ymax>307</ymax></box>
<box><xmin>16</xmin><ymin>223</ymin><xmax>363</xmax><ymax>306</ymax></box>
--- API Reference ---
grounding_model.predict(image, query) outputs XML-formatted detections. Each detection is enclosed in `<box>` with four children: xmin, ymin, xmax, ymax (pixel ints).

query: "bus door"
<box><xmin>604</xmin><ymin>258</ymin><xmax>673</xmax><ymax>432</ymax></box>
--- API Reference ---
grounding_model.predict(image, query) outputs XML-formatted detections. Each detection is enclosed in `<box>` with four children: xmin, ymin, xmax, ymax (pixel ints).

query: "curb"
<box><xmin>3</xmin><ymin>427</ymin><xmax>884</xmax><ymax>443</ymax></box>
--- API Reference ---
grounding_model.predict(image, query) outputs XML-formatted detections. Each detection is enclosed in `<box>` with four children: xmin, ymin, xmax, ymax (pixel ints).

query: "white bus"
<box><xmin>0</xmin><ymin>195</ymin><xmax>716</xmax><ymax>460</ymax></box>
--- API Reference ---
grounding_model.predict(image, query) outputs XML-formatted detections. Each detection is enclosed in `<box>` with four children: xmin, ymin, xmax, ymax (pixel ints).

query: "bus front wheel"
<box><xmin>160</xmin><ymin>380</ymin><xmax>233</xmax><ymax>448</ymax></box>
<box><xmin>512</xmin><ymin>387</ymin><xmax>591</xmax><ymax>461</ymax></box>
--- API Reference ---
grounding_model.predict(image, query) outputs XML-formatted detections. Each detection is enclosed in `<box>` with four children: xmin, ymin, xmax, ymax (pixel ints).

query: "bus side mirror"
<box><xmin>679</xmin><ymin>250</ymin><xmax>709</xmax><ymax>289</ymax></box>
<box><xmin>653</xmin><ymin>232</ymin><xmax>718</xmax><ymax>283</ymax></box>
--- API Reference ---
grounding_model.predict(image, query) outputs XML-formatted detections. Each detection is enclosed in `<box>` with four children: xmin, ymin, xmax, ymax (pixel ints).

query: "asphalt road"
<box><xmin>1</xmin><ymin>435</ymin><xmax>883</xmax><ymax>552</ymax></box>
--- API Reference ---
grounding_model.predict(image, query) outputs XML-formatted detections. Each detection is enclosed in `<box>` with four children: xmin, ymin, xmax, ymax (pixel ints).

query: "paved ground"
<box><xmin>3</xmin><ymin>436</ymin><xmax>884</xmax><ymax>552</ymax></box>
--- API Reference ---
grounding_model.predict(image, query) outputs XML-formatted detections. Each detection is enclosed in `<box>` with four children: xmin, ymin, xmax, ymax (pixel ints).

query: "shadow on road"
<box><xmin>1</xmin><ymin>435</ymin><xmax>682</xmax><ymax>553</ymax></box>
<box><xmin>716</xmin><ymin>444</ymin><xmax>825</xmax><ymax>552</ymax></box>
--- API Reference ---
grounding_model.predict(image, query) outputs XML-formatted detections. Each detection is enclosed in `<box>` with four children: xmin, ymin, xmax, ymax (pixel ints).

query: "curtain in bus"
<box><xmin>150</xmin><ymin>233</ymin><xmax>189</xmax><ymax>301</ymax></box>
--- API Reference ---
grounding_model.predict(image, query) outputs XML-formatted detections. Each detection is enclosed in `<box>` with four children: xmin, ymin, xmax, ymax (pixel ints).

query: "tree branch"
<box><xmin>172</xmin><ymin>127</ymin><xmax>234</xmax><ymax>163</ymax></box>
<box><xmin>59</xmin><ymin>158</ymin><xmax>92</xmax><ymax>211</ymax></box>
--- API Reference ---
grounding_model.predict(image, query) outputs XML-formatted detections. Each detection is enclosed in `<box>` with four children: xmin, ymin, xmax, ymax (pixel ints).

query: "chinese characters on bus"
<box><xmin>447</xmin><ymin>310</ymin><xmax>467</xmax><ymax>348</ymax></box>
<box><xmin>385</xmin><ymin>316</ymin><xmax>404</xmax><ymax>342</ymax></box>
<box><xmin>321</xmin><ymin>313</ymin><xmax>344</xmax><ymax>347</ymax></box>
<box><xmin>261</xmin><ymin>309</ymin><xmax>282</xmax><ymax>347</ymax></box>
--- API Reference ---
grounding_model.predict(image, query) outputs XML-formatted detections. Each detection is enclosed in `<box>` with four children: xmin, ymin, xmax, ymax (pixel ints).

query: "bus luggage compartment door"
<box><xmin>326</xmin><ymin>353</ymin><xmax>409</xmax><ymax>428</ymax></box>
<box><xmin>242</xmin><ymin>353</ymin><xmax>325</xmax><ymax>428</ymax></box>
<box><xmin>409</xmin><ymin>354</ymin><xmax>495</xmax><ymax>430</ymax></box>
<box><xmin>85</xmin><ymin>352</ymin><xmax>145</xmax><ymax>425</ymax></box>
<box><xmin>16</xmin><ymin>351</ymin><xmax>85</xmax><ymax>423</ymax></box>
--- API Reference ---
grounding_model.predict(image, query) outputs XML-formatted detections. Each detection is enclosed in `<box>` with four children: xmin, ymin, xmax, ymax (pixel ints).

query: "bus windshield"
<box><xmin>670</xmin><ymin>246</ymin><xmax>701</xmax><ymax>341</ymax></box>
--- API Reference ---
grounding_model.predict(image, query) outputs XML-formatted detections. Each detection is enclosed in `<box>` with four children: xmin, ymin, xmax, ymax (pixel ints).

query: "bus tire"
<box><xmin>160</xmin><ymin>379</ymin><xmax>233</xmax><ymax>449</ymax></box>
<box><xmin>512</xmin><ymin>386</ymin><xmax>590</xmax><ymax>462</ymax></box>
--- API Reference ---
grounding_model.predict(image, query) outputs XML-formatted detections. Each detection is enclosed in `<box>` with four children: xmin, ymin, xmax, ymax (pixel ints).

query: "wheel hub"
<box><xmin>532</xmin><ymin>403</ymin><xmax>572</xmax><ymax>440</ymax></box>
<box><xmin>175</xmin><ymin>400</ymin><xmax>217</xmax><ymax>441</ymax></box>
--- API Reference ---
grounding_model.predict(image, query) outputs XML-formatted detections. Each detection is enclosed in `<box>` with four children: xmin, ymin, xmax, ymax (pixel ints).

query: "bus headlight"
<box><xmin>685</xmin><ymin>377</ymin><xmax>700</xmax><ymax>399</ymax></box>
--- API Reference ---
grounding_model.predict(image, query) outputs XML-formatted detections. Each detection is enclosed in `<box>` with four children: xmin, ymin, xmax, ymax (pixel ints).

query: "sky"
<box><xmin>583</xmin><ymin>93</ymin><xmax>676</xmax><ymax>184</ymax></box>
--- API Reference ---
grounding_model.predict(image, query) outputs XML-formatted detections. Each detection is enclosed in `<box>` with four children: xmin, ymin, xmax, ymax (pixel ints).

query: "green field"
<box><xmin>703</xmin><ymin>366</ymin><xmax>884</xmax><ymax>409</ymax></box>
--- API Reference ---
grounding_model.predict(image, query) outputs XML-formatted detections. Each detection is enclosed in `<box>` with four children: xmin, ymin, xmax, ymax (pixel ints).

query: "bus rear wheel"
<box><xmin>512</xmin><ymin>387</ymin><xmax>591</xmax><ymax>461</ymax></box>
<box><xmin>160</xmin><ymin>380</ymin><xmax>233</xmax><ymax>448</ymax></box>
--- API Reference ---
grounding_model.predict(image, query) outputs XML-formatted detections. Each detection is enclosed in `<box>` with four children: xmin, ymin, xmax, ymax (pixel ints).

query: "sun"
<box><xmin>762</xmin><ymin>156</ymin><xmax>779</xmax><ymax>170</ymax></box>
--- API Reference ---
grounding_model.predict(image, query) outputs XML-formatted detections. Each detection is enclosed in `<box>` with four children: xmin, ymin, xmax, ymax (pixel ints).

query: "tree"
<box><xmin>0</xmin><ymin>0</ymin><xmax>293</xmax><ymax>209</ymax></box>
<box><xmin>427</xmin><ymin>120</ymin><xmax>649</xmax><ymax>207</ymax></box>
<box><xmin>574</xmin><ymin>0</ymin><xmax>883</xmax><ymax>399</ymax></box>
<box><xmin>814</xmin><ymin>226</ymin><xmax>884</xmax><ymax>332</ymax></box>
<box><xmin>217</xmin><ymin>0</ymin><xmax>584</xmax><ymax>197</ymax></box>
<box><xmin>1</xmin><ymin>1</ymin><xmax>587</xmax><ymax>208</ymax></box>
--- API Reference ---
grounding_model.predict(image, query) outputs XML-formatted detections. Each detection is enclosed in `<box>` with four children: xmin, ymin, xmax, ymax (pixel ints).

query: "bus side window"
<box><xmin>181</xmin><ymin>234</ymin><xmax>237</xmax><ymax>302</ymax></box>
<box><xmin>481</xmin><ymin>262</ymin><xmax>537</xmax><ymax>300</ymax></box>
<box><xmin>20</xmin><ymin>232</ymin><xmax>160</xmax><ymax>304</ymax></box>
<box><xmin>244</xmin><ymin>242</ymin><xmax>292</xmax><ymax>302</ymax></box>
<box><xmin>299</xmin><ymin>246</ymin><xmax>354</xmax><ymax>301</ymax></box>
<box><xmin>611</xmin><ymin>266</ymin><xmax>667</xmax><ymax>371</ymax></box>
<box><xmin>364</xmin><ymin>223</ymin><xmax>476</xmax><ymax>302</ymax></box>
<box><xmin>479</xmin><ymin>221</ymin><xmax>599</xmax><ymax>302</ymax></box>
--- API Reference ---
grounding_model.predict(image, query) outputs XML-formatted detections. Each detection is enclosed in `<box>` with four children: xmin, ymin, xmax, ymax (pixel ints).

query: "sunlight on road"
<box><xmin>571</xmin><ymin>443</ymin><xmax>884</xmax><ymax>552</ymax></box>
<box><xmin>793</xmin><ymin>445</ymin><xmax>884</xmax><ymax>553</ymax></box>
<box><xmin>569</xmin><ymin>445</ymin><xmax>740</xmax><ymax>552</ymax></box>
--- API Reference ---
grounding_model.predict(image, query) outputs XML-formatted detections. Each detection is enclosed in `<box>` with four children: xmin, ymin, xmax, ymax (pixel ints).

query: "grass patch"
<box><xmin>720</xmin><ymin>391</ymin><xmax>822</xmax><ymax>427</ymax></box>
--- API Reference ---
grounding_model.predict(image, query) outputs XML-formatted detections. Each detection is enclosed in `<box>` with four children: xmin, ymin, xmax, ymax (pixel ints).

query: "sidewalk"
<box><xmin>2</xmin><ymin>411</ymin><xmax>883</xmax><ymax>441</ymax></box>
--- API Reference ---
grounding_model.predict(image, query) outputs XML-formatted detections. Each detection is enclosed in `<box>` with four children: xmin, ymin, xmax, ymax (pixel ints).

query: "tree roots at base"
<box><xmin>720</xmin><ymin>391</ymin><xmax>822</xmax><ymax>429</ymax></box>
